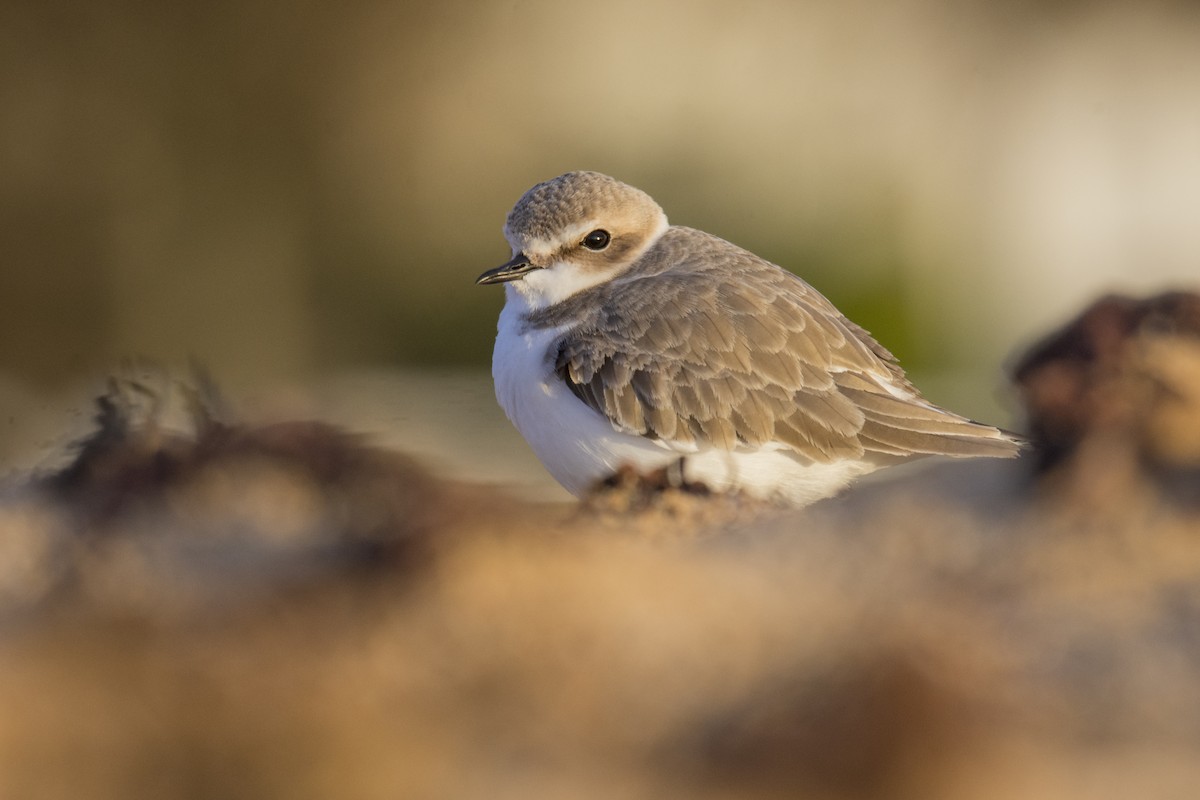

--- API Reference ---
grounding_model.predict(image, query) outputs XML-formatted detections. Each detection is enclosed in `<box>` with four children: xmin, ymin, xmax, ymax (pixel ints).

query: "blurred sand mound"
<box><xmin>2</xmin><ymin>293</ymin><xmax>1200</xmax><ymax>799</ymax></box>
<box><xmin>1015</xmin><ymin>290</ymin><xmax>1200</xmax><ymax>509</ymax></box>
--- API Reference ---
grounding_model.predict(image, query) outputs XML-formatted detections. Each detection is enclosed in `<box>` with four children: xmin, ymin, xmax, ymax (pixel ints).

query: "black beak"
<box><xmin>475</xmin><ymin>252</ymin><xmax>540</xmax><ymax>285</ymax></box>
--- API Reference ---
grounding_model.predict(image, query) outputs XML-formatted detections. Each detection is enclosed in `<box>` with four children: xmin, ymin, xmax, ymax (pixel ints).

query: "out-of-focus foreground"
<box><xmin>0</xmin><ymin>290</ymin><xmax>1198</xmax><ymax>799</ymax></box>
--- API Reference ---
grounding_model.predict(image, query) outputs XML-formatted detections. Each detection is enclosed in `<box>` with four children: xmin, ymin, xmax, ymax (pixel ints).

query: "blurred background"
<box><xmin>2</xmin><ymin>0</ymin><xmax>1199</xmax><ymax>490</ymax></box>
<box><xmin>3</xmin><ymin>6</ymin><xmax>1200</xmax><ymax>796</ymax></box>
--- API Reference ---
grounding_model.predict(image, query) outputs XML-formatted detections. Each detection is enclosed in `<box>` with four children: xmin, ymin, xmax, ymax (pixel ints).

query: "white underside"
<box><xmin>492</xmin><ymin>288</ymin><xmax>879</xmax><ymax>506</ymax></box>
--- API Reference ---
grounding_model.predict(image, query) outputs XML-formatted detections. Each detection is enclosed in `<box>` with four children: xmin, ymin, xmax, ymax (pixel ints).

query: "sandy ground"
<box><xmin>1</xmin><ymin>292</ymin><xmax>1199</xmax><ymax>799</ymax></box>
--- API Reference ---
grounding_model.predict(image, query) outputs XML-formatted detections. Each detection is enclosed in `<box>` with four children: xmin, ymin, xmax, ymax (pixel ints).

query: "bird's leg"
<box><xmin>665</xmin><ymin>456</ymin><xmax>688</xmax><ymax>489</ymax></box>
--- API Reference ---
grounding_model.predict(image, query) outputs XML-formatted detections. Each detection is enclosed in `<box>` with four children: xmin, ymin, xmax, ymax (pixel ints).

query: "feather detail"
<box><xmin>545</xmin><ymin>226</ymin><xmax>1018</xmax><ymax>462</ymax></box>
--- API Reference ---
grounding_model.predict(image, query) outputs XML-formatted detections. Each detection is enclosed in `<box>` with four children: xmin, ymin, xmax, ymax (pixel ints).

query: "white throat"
<box><xmin>509</xmin><ymin>260</ymin><xmax>615</xmax><ymax>310</ymax></box>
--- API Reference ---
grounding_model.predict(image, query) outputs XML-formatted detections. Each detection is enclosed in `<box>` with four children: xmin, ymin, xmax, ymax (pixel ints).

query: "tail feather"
<box><xmin>859</xmin><ymin>415</ymin><xmax>1024</xmax><ymax>459</ymax></box>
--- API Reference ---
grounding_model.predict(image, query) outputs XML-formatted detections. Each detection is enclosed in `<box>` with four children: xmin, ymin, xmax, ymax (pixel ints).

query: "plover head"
<box><xmin>476</xmin><ymin>171</ymin><xmax>669</xmax><ymax>308</ymax></box>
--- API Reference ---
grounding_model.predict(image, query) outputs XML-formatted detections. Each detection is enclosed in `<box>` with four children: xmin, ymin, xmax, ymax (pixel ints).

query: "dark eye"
<box><xmin>581</xmin><ymin>229</ymin><xmax>611</xmax><ymax>251</ymax></box>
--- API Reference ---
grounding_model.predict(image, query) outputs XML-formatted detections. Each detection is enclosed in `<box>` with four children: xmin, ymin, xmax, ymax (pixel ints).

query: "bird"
<box><xmin>476</xmin><ymin>171</ymin><xmax>1021</xmax><ymax>506</ymax></box>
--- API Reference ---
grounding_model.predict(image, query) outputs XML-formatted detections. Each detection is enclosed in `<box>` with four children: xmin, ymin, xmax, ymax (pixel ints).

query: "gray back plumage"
<box><xmin>528</xmin><ymin>227</ymin><xmax>1020</xmax><ymax>464</ymax></box>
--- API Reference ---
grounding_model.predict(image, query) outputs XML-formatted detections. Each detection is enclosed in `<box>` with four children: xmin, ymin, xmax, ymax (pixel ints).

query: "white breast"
<box><xmin>492</xmin><ymin>288</ymin><xmax>672</xmax><ymax>495</ymax></box>
<box><xmin>491</xmin><ymin>286</ymin><xmax>879</xmax><ymax>504</ymax></box>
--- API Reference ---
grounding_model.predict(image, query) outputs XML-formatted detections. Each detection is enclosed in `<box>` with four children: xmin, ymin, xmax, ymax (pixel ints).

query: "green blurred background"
<box><xmin>3</xmin><ymin>0</ymin><xmax>1198</xmax><ymax>446</ymax></box>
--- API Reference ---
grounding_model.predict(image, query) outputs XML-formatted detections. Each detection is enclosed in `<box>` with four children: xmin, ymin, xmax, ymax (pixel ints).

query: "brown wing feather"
<box><xmin>550</xmin><ymin>227</ymin><xmax>1019</xmax><ymax>463</ymax></box>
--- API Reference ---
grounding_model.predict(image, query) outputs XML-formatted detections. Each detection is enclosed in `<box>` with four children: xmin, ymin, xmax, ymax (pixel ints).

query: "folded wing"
<box><xmin>551</xmin><ymin>228</ymin><xmax>1021</xmax><ymax>463</ymax></box>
